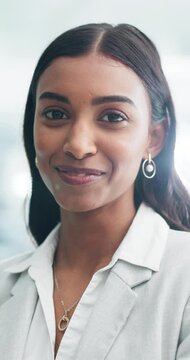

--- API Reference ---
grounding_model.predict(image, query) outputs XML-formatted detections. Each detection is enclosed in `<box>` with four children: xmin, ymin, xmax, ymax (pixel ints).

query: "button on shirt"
<box><xmin>7</xmin><ymin>203</ymin><xmax>168</xmax><ymax>360</ymax></box>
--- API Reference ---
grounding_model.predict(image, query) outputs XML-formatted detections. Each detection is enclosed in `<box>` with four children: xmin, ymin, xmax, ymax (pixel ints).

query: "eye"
<box><xmin>42</xmin><ymin>108</ymin><xmax>69</xmax><ymax>120</ymax></box>
<box><xmin>99</xmin><ymin>110</ymin><xmax>128</xmax><ymax>123</ymax></box>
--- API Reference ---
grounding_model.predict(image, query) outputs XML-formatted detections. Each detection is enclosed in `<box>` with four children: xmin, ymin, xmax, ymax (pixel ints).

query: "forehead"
<box><xmin>36</xmin><ymin>53</ymin><xmax>149</xmax><ymax>106</ymax></box>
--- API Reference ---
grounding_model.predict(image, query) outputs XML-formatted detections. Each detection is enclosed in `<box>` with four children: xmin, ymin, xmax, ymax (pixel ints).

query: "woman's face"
<box><xmin>34</xmin><ymin>53</ymin><xmax>151</xmax><ymax>212</ymax></box>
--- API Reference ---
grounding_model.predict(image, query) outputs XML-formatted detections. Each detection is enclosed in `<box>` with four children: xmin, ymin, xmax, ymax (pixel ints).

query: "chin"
<box><xmin>55</xmin><ymin>195</ymin><xmax>100</xmax><ymax>213</ymax></box>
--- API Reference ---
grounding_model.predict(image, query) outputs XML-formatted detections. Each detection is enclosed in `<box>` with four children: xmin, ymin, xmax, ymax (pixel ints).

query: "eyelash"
<box><xmin>42</xmin><ymin>108</ymin><xmax>69</xmax><ymax>120</ymax></box>
<box><xmin>99</xmin><ymin>110</ymin><xmax>128</xmax><ymax>123</ymax></box>
<box><xmin>42</xmin><ymin>108</ymin><xmax>129</xmax><ymax>124</ymax></box>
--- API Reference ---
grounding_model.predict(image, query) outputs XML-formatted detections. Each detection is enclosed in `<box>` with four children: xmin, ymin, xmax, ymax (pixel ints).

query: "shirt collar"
<box><xmin>112</xmin><ymin>203</ymin><xmax>169</xmax><ymax>271</ymax></box>
<box><xmin>4</xmin><ymin>203</ymin><xmax>169</xmax><ymax>275</ymax></box>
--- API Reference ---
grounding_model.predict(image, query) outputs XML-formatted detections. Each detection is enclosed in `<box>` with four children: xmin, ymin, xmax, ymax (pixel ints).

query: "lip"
<box><xmin>55</xmin><ymin>165</ymin><xmax>106</xmax><ymax>185</ymax></box>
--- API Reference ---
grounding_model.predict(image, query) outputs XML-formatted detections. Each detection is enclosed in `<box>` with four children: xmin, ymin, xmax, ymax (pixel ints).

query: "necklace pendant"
<box><xmin>58</xmin><ymin>314</ymin><xmax>70</xmax><ymax>332</ymax></box>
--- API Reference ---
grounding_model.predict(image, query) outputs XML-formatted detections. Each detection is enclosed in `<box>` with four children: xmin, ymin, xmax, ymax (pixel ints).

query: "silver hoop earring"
<box><xmin>142</xmin><ymin>153</ymin><xmax>156</xmax><ymax>179</ymax></box>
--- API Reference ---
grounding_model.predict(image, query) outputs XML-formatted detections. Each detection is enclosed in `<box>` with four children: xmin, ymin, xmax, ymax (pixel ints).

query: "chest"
<box><xmin>54</xmin><ymin>297</ymin><xmax>77</xmax><ymax>357</ymax></box>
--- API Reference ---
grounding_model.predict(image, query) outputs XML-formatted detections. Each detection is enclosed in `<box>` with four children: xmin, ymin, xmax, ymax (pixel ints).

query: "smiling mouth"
<box><xmin>55</xmin><ymin>166</ymin><xmax>106</xmax><ymax>185</ymax></box>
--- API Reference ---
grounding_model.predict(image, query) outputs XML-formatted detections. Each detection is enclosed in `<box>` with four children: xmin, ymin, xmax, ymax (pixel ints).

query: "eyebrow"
<box><xmin>92</xmin><ymin>95</ymin><xmax>136</xmax><ymax>107</ymax></box>
<box><xmin>38</xmin><ymin>91</ymin><xmax>136</xmax><ymax>107</ymax></box>
<box><xmin>39</xmin><ymin>92</ymin><xmax>70</xmax><ymax>103</ymax></box>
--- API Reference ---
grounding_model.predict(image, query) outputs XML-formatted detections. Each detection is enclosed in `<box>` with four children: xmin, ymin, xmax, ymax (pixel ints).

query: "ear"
<box><xmin>143</xmin><ymin>119</ymin><xmax>168</xmax><ymax>159</ymax></box>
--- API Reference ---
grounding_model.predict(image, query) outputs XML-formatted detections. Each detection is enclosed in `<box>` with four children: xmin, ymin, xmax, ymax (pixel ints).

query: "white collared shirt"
<box><xmin>13</xmin><ymin>203</ymin><xmax>168</xmax><ymax>360</ymax></box>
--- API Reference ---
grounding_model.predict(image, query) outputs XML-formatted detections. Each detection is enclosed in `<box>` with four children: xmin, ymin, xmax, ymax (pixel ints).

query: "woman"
<box><xmin>0</xmin><ymin>23</ymin><xmax>190</xmax><ymax>359</ymax></box>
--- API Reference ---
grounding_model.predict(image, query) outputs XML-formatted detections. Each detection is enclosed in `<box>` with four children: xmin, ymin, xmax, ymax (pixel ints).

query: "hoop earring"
<box><xmin>142</xmin><ymin>153</ymin><xmax>156</xmax><ymax>179</ymax></box>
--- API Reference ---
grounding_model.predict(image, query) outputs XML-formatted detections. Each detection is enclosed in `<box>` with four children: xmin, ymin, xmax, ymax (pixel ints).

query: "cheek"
<box><xmin>109</xmin><ymin>130</ymin><xmax>148</xmax><ymax>165</ymax></box>
<box><xmin>34</xmin><ymin>121</ymin><xmax>45</xmax><ymax>155</ymax></box>
<box><xmin>34</xmin><ymin>123</ymin><xmax>61</xmax><ymax>158</ymax></box>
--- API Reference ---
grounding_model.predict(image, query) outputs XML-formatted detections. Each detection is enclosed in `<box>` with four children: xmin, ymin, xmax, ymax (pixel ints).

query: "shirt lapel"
<box><xmin>0</xmin><ymin>271</ymin><xmax>38</xmax><ymax>360</ymax></box>
<box><xmin>76</xmin><ymin>260</ymin><xmax>152</xmax><ymax>360</ymax></box>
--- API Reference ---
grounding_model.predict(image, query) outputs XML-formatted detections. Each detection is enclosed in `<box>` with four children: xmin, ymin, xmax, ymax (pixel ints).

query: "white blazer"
<box><xmin>0</xmin><ymin>205</ymin><xmax>190</xmax><ymax>360</ymax></box>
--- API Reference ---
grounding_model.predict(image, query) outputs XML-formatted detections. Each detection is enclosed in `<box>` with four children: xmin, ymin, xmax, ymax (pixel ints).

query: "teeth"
<box><xmin>74</xmin><ymin>173</ymin><xmax>86</xmax><ymax>176</ymax></box>
<box><xmin>59</xmin><ymin>169</ymin><xmax>102</xmax><ymax>176</ymax></box>
<box><xmin>68</xmin><ymin>173</ymin><xmax>90</xmax><ymax>176</ymax></box>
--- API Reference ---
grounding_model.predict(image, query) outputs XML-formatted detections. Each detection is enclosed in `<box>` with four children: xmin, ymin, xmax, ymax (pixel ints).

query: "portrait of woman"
<box><xmin>0</xmin><ymin>23</ymin><xmax>190</xmax><ymax>359</ymax></box>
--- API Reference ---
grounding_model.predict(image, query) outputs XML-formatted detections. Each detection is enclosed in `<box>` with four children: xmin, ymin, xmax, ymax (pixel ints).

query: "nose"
<box><xmin>62</xmin><ymin>120</ymin><xmax>97</xmax><ymax>160</ymax></box>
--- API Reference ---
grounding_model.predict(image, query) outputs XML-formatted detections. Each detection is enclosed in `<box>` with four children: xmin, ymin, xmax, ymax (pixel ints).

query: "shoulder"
<box><xmin>0</xmin><ymin>224</ymin><xmax>58</xmax><ymax>305</ymax></box>
<box><xmin>0</xmin><ymin>251</ymin><xmax>34</xmax><ymax>305</ymax></box>
<box><xmin>0</xmin><ymin>251</ymin><xmax>34</xmax><ymax>275</ymax></box>
<box><xmin>160</xmin><ymin>228</ymin><xmax>190</xmax><ymax>286</ymax></box>
<box><xmin>0</xmin><ymin>251</ymin><xmax>34</xmax><ymax>271</ymax></box>
<box><xmin>166</xmin><ymin>228</ymin><xmax>190</xmax><ymax>260</ymax></box>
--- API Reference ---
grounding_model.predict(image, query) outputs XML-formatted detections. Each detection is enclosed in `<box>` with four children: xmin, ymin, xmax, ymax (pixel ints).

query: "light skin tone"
<box><xmin>34</xmin><ymin>52</ymin><xmax>165</xmax><ymax>352</ymax></box>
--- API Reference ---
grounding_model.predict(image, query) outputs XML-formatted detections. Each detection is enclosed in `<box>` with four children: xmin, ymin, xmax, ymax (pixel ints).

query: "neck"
<box><xmin>55</xmin><ymin>198</ymin><xmax>136</xmax><ymax>275</ymax></box>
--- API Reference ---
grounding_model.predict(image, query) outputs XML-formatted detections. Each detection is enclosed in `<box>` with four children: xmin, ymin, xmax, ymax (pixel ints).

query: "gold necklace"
<box><xmin>54</xmin><ymin>268</ymin><xmax>80</xmax><ymax>332</ymax></box>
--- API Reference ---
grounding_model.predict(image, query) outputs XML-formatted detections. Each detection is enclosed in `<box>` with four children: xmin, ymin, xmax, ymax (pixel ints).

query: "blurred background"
<box><xmin>1</xmin><ymin>0</ymin><xmax>190</xmax><ymax>258</ymax></box>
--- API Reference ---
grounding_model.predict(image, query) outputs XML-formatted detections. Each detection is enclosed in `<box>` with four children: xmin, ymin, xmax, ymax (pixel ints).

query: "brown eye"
<box><xmin>43</xmin><ymin>109</ymin><xmax>69</xmax><ymax>120</ymax></box>
<box><xmin>99</xmin><ymin>110</ymin><xmax>128</xmax><ymax>123</ymax></box>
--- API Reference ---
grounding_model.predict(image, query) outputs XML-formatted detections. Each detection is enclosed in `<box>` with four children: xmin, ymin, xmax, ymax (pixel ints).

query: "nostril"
<box><xmin>64</xmin><ymin>150</ymin><xmax>96</xmax><ymax>160</ymax></box>
<box><xmin>65</xmin><ymin>150</ymin><xmax>77</xmax><ymax>159</ymax></box>
<box><xmin>63</xmin><ymin>138</ymin><xmax>97</xmax><ymax>159</ymax></box>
